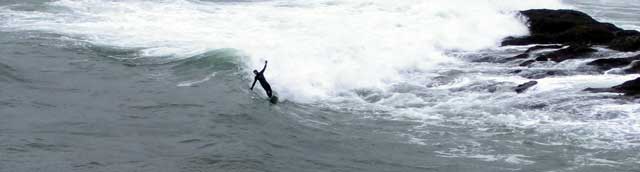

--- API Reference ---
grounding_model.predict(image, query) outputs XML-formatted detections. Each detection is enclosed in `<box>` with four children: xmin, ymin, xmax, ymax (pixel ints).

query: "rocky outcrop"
<box><xmin>609</xmin><ymin>35</ymin><xmax>640</xmax><ymax>52</ymax></box>
<box><xmin>515</xmin><ymin>81</ymin><xmax>538</xmax><ymax>93</ymax></box>
<box><xmin>625</xmin><ymin>61</ymin><xmax>640</xmax><ymax>73</ymax></box>
<box><xmin>587</xmin><ymin>54</ymin><xmax>640</xmax><ymax>71</ymax></box>
<box><xmin>502</xmin><ymin>53</ymin><xmax>529</xmax><ymax>62</ymax></box>
<box><xmin>613</xmin><ymin>78</ymin><xmax>640</xmax><ymax>95</ymax></box>
<box><xmin>498</xmin><ymin>9</ymin><xmax>640</xmax><ymax>98</ymax></box>
<box><xmin>515</xmin><ymin>45</ymin><xmax>597</xmax><ymax>67</ymax></box>
<box><xmin>519</xmin><ymin>60</ymin><xmax>536</xmax><ymax>67</ymax></box>
<box><xmin>502</xmin><ymin>9</ymin><xmax>640</xmax><ymax>52</ymax></box>
<box><xmin>584</xmin><ymin>77</ymin><xmax>640</xmax><ymax>96</ymax></box>
<box><xmin>519</xmin><ymin>70</ymin><xmax>568</xmax><ymax>79</ymax></box>
<box><xmin>535</xmin><ymin>44</ymin><xmax>597</xmax><ymax>62</ymax></box>
<box><xmin>502</xmin><ymin>9</ymin><xmax>621</xmax><ymax>45</ymax></box>
<box><xmin>500</xmin><ymin>45</ymin><xmax>564</xmax><ymax>63</ymax></box>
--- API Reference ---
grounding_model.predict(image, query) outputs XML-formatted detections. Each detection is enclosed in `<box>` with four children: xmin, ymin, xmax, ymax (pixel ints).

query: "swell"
<box><xmin>0</xmin><ymin>0</ymin><xmax>568</xmax><ymax>102</ymax></box>
<box><xmin>171</xmin><ymin>49</ymin><xmax>244</xmax><ymax>87</ymax></box>
<box><xmin>0</xmin><ymin>61</ymin><xmax>25</xmax><ymax>83</ymax></box>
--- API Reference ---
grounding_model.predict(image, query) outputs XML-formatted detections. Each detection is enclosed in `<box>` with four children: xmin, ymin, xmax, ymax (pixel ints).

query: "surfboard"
<box><xmin>269</xmin><ymin>95</ymin><xmax>279</xmax><ymax>104</ymax></box>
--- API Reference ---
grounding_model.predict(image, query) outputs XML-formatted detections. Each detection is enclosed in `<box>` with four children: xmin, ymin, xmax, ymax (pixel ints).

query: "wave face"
<box><xmin>0</xmin><ymin>0</ymin><xmax>567</xmax><ymax>101</ymax></box>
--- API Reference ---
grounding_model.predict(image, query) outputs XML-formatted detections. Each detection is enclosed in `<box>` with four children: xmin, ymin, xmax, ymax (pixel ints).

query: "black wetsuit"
<box><xmin>251</xmin><ymin>61</ymin><xmax>273</xmax><ymax>97</ymax></box>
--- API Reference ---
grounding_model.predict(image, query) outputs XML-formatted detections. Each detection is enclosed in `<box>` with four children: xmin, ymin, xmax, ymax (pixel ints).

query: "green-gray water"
<box><xmin>1</xmin><ymin>0</ymin><xmax>639</xmax><ymax>171</ymax></box>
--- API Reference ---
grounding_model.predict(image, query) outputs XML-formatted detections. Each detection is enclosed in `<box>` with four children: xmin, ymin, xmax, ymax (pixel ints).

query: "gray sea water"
<box><xmin>1</xmin><ymin>0</ymin><xmax>639</xmax><ymax>172</ymax></box>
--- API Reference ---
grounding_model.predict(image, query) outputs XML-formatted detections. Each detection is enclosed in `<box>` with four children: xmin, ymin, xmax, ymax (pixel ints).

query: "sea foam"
<box><xmin>0</xmin><ymin>0</ymin><xmax>568</xmax><ymax>102</ymax></box>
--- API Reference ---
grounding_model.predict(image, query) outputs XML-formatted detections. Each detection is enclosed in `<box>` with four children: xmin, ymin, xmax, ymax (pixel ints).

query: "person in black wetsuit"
<box><xmin>250</xmin><ymin>60</ymin><xmax>273</xmax><ymax>97</ymax></box>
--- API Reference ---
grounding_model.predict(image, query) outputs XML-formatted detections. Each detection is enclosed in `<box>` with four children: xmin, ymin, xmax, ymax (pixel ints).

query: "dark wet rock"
<box><xmin>493</xmin><ymin>9</ymin><xmax>640</xmax><ymax>96</ymax></box>
<box><xmin>584</xmin><ymin>77</ymin><xmax>640</xmax><ymax>96</ymax></box>
<box><xmin>501</xmin><ymin>53</ymin><xmax>529</xmax><ymax>62</ymax></box>
<box><xmin>502</xmin><ymin>37</ymin><xmax>538</xmax><ymax>46</ymax></box>
<box><xmin>471</xmin><ymin>56</ymin><xmax>499</xmax><ymax>63</ymax></box>
<box><xmin>610</xmin><ymin>30</ymin><xmax>640</xmax><ymax>52</ymax></box>
<box><xmin>524</xmin><ymin>45</ymin><xmax>564</xmax><ymax>53</ymax></box>
<box><xmin>502</xmin><ymin>9</ymin><xmax>622</xmax><ymax>46</ymax></box>
<box><xmin>624</xmin><ymin>61</ymin><xmax>640</xmax><ymax>74</ymax></box>
<box><xmin>448</xmin><ymin>81</ymin><xmax>512</xmax><ymax>93</ymax></box>
<box><xmin>513</xmin><ymin>102</ymin><xmax>549</xmax><ymax>110</ymax></box>
<box><xmin>527</xmin><ymin>103</ymin><xmax>548</xmax><ymax>109</ymax></box>
<box><xmin>587</xmin><ymin>54</ymin><xmax>640</xmax><ymax>71</ymax></box>
<box><xmin>615</xmin><ymin>30</ymin><xmax>640</xmax><ymax>37</ymax></box>
<box><xmin>535</xmin><ymin>45</ymin><xmax>597</xmax><ymax>62</ymax></box>
<box><xmin>522</xmin><ymin>9</ymin><xmax>605</xmax><ymax>34</ymax></box>
<box><xmin>583</xmin><ymin>87</ymin><xmax>617</xmax><ymax>93</ymax></box>
<box><xmin>608</xmin><ymin>35</ymin><xmax>640</xmax><ymax>52</ymax></box>
<box><xmin>519</xmin><ymin>60</ymin><xmax>536</xmax><ymax>67</ymax></box>
<box><xmin>515</xmin><ymin>81</ymin><xmax>538</xmax><ymax>93</ymax></box>
<box><xmin>558</xmin><ymin>24</ymin><xmax>619</xmax><ymax>44</ymax></box>
<box><xmin>501</xmin><ymin>9</ymin><xmax>640</xmax><ymax>51</ymax></box>
<box><xmin>519</xmin><ymin>70</ymin><xmax>567</xmax><ymax>79</ymax></box>
<box><xmin>612</xmin><ymin>77</ymin><xmax>640</xmax><ymax>95</ymax></box>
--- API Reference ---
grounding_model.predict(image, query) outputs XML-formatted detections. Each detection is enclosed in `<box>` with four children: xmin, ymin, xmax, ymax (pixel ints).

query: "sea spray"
<box><xmin>0</xmin><ymin>0</ymin><xmax>568</xmax><ymax>102</ymax></box>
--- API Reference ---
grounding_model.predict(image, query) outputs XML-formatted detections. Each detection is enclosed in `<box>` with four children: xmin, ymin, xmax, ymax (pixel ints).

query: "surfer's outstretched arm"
<box><xmin>260</xmin><ymin>60</ymin><xmax>267</xmax><ymax>73</ymax></box>
<box><xmin>250</xmin><ymin>78</ymin><xmax>257</xmax><ymax>90</ymax></box>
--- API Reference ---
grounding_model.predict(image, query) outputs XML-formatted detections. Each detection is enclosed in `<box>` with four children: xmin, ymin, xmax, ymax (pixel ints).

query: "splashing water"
<box><xmin>0</xmin><ymin>0</ymin><xmax>569</xmax><ymax>102</ymax></box>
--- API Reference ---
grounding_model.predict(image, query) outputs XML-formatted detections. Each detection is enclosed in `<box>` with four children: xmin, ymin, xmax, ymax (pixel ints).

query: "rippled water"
<box><xmin>0</xmin><ymin>0</ymin><xmax>639</xmax><ymax>171</ymax></box>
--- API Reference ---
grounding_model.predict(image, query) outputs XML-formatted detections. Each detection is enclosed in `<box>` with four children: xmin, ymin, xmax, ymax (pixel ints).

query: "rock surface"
<box><xmin>535</xmin><ymin>45</ymin><xmax>597</xmax><ymax>62</ymax></box>
<box><xmin>502</xmin><ymin>53</ymin><xmax>529</xmax><ymax>62</ymax></box>
<box><xmin>584</xmin><ymin>77</ymin><xmax>640</xmax><ymax>96</ymax></box>
<box><xmin>519</xmin><ymin>60</ymin><xmax>536</xmax><ymax>67</ymax></box>
<box><xmin>500</xmin><ymin>9</ymin><xmax>640</xmax><ymax>98</ymax></box>
<box><xmin>587</xmin><ymin>54</ymin><xmax>640</xmax><ymax>71</ymax></box>
<box><xmin>612</xmin><ymin>77</ymin><xmax>640</xmax><ymax>95</ymax></box>
<box><xmin>502</xmin><ymin>9</ymin><xmax>639</xmax><ymax>52</ymax></box>
<box><xmin>515</xmin><ymin>81</ymin><xmax>538</xmax><ymax>93</ymax></box>
<box><xmin>609</xmin><ymin>35</ymin><xmax>640</xmax><ymax>52</ymax></box>
<box><xmin>624</xmin><ymin>61</ymin><xmax>640</xmax><ymax>74</ymax></box>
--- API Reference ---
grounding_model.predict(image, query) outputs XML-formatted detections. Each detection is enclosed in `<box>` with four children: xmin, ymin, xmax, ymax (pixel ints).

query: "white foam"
<box><xmin>177</xmin><ymin>72</ymin><xmax>217</xmax><ymax>87</ymax></box>
<box><xmin>436</xmin><ymin>151</ymin><xmax>536</xmax><ymax>165</ymax></box>
<box><xmin>10</xmin><ymin>0</ymin><xmax>639</xmax><ymax>152</ymax></box>
<box><xmin>530</xmin><ymin>74</ymin><xmax>640</xmax><ymax>93</ymax></box>
<box><xmin>391</xmin><ymin>73</ymin><xmax>640</xmax><ymax>150</ymax></box>
<box><xmin>0</xmin><ymin>0</ymin><xmax>568</xmax><ymax>102</ymax></box>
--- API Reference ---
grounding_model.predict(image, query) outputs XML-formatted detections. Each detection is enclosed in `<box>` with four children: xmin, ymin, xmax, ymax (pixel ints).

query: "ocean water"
<box><xmin>0</xmin><ymin>0</ymin><xmax>639</xmax><ymax>171</ymax></box>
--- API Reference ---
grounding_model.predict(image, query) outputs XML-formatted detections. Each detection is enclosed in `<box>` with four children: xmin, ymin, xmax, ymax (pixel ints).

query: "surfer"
<box><xmin>250</xmin><ymin>60</ymin><xmax>273</xmax><ymax>98</ymax></box>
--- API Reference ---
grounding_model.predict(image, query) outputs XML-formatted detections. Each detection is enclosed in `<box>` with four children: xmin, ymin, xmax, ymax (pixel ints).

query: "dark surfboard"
<box><xmin>269</xmin><ymin>95</ymin><xmax>279</xmax><ymax>104</ymax></box>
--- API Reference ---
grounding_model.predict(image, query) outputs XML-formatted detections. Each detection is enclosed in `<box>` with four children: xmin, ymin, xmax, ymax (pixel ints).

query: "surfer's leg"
<box><xmin>262</xmin><ymin>82</ymin><xmax>273</xmax><ymax>97</ymax></box>
<box><xmin>266</xmin><ymin>89</ymin><xmax>273</xmax><ymax>97</ymax></box>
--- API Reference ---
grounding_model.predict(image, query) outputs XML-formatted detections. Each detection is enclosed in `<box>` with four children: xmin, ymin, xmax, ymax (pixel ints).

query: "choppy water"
<box><xmin>1</xmin><ymin>0</ymin><xmax>639</xmax><ymax>171</ymax></box>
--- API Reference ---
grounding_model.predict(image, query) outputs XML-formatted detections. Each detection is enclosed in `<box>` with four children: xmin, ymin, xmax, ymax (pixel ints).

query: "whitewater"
<box><xmin>0</xmin><ymin>0</ymin><xmax>572</xmax><ymax>101</ymax></box>
<box><xmin>0</xmin><ymin>0</ymin><xmax>639</xmax><ymax>171</ymax></box>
